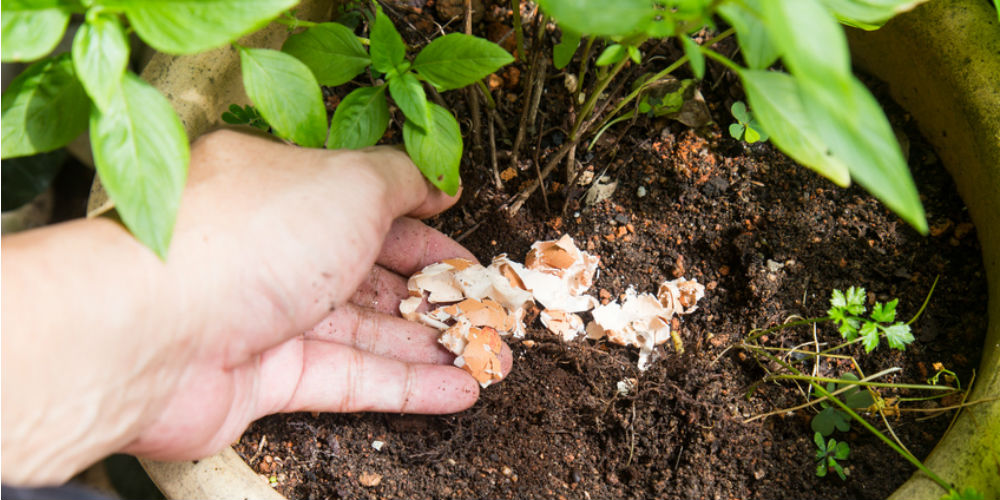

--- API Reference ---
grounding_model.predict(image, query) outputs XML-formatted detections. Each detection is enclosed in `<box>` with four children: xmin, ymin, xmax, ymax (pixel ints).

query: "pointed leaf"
<box><xmin>820</xmin><ymin>0</ymin><xmax>928</xmax><ymax>26</ymax></box>
<box><xmin>2</xmin><ymin>54</ymin><xmax>90</xmax><ymax>158</ymax></box>
<box><xmin>283</xmin><ymin>22</ymin><xmax>370</xmax><ymax>86</ymax></box>
<box><xmin>595</xmin><ymin>44</ymin><xmax>626</xmax><ymax>66</ymax></box>
<box><xmin>327</xmin><ymin>85</ymin><xmax>389</xmax><ymax>150</ymax></box>
<box><xmin>739</xmin><ymin>69</ymin><xmax>850</xmax><ymax>186</ymax></box>
<box><xmin>553</xmin><ymin>28</ymin><xmax>581</xmax><ymax>70</ymax></box>
<box><xmin>717</xmin><ymin>0</ymin><xmax>780</xmax><ymax>70</ymax></box>
<box><xmin>404</xmin><ymin>102</ymin><xmax>462</xmax><ymax>196</ymax></box>
<box><xmin>761</xmin><ymin>0</ymin><xmax>851</xmax><ymax>84</ymax></box>
<box><xmin>90</xmin><ymin>73</ymin><xmax>189</xmax><ymax>259</ymax></box>
<box><xmin>412</xmin><ymin>33</ymin><xmax>514</xmax><ymax>91</ymax></box>
<box><xmin>1</xmin><ymin>6</ymin><xmax>70</xmax><ymax>62</ymax></box>
<box><xmin>370</xmin><ymin>5</ymin><xmax>406</xmax><ymax>73</ymax></box>
<box><xmin>535</xmin><ymin>0</ymin><xmax>654</xmax><ymax>37</ymax></box>
<box><xmin>870</xmin><ymin>299</ymin><xmax>897</xmax><ymax>323</ymax></box>
<box><xmin>104</xmin><ymin>0</ymin><xmax>298</xmax><ymax>54</ymax></box>
<box><xmin>72</xmin><ymin>14</ymin><xmax>130</xmax><ymax>111</ymax></box>
<box><xmin>239</xmin><ymin>47</ymin><xmax>327</xmax><ymax>148</ymax></box>
<box><xmin>389</xmin><ymin>71</ymin><xmax>430</xmax><ymax>129</ymax></box>
<box><xmin>799</xmin><ymin>75</ymin><xmax>927</xmax><ymax>233</ymax></box>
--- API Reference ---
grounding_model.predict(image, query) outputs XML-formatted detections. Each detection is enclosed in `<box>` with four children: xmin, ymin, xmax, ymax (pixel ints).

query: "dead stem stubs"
<box><xmin>400</xmin><ymin>235</ymin><xmax>706</xmax><ymax>386</ymax></box>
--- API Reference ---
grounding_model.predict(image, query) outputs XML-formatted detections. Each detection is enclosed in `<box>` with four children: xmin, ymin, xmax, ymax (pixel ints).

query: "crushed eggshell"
<box><xmin>450</xmin><ymin>326</ymin><xmax>504</xmax><ymax>387</ymax></box>
<box><xmin>586</xmin><ymin>279</ymin><xmax>705</xmax><ymax>371</ymax></box>
<box><xmin>657</xmin><ymin>278</ymin><xmax>705</xmax><ymax>316</ymax></box>
<box><xmin>539</xmin><ymin>309</ymin><xmax>586</xmax><ymax>342</ymax></box>
<box><xmin>400</xmin><ymin>234</ymin><xmax>705</xmax><ymax>382</ymax></box>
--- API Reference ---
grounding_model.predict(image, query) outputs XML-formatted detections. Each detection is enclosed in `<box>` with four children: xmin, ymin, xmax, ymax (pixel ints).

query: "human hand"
<box><xmin>1</xmin><ymin>130</ymin><xmax>511</xmax><ymax>484</ymax></box>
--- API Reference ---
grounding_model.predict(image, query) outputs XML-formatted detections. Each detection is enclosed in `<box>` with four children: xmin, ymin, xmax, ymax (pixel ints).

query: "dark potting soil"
<box><xmin>234</xmin><ymin>4</ymin><xmax>988</xmax><ymax>499</ymax></box>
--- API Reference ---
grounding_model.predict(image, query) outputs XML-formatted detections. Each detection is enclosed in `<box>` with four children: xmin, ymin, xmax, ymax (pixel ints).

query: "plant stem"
<box><xmin>570</xmin><ymin>54</ymin><xmax>632</xmax><ymax>140</ymax></box>
<box><xmin>750</xmin><ymin>345</ymin><xmax>953</xmax><ymax>493</ymax></box>
<box><xmin>476</xmin><ymin>80</ymin><xmax>497</xmax><ymax>109</ymax></box>
<box><xmin>745</xmin><ymin>316</ymin><xmax>830</xmax><ymax>343</ymax></box>
<box><xmin>599</xmin><ymin>28</ymin><xmax>734</xmax><ymax>129</ymax></box>
<box><xmin>907</xmin><ymin>275</ymin><xmax>940</xmax><ymax>325</ymax></box>
<box><xmin>765</xmin><ymin>374</ymin><xmax>956</xmax><ymax>392</ymax></box>
<box><xmin>811</xmin><ymin>382</ymin><xmax>954</xmax><ymax>492</ymax></box>
<box><xmin>510</xmin><ymin>0</ymin><xmax>524</xmax><ymax>60</ymax></box>
<box><xmin>573</xmin><ymin>35</ymin><xmax>596</xmax><ymax>105</ymax></box>
<box><xmin>275</xmin><ymin>16</ymin><xmax>318</xmax><ymax>29</ymax></box>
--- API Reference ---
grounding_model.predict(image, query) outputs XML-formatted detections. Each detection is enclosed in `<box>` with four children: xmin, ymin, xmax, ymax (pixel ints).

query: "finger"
<box><xmin>262</xmin><ymin>339</ymin><xmax>481</xmax><ymax>415</ymax></box>
<box><xmin>349</xmin><ymin>265</ymin><xmax>410</xmax><ymax>315</ymax></box>
<box><xmin>377</xmin><ymin>217</ymin><xmax>477</xmax><ymax>277</ymax></box>
<box><xmin>304</xmin><ymin>303</ymin><xmax>455</xmax><ymax>365</ymax></box>
<box><xmin>359</xmin><ymin>146</ymin><xmax>463</xmax><ymax>220</ymax></box>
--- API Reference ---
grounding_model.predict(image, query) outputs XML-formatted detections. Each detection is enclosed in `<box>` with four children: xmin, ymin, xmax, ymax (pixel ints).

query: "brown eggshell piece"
<box><xmin>455</xmin><ymin>326</ymin><xmax>504</xmax><ymax>387</ymax></box>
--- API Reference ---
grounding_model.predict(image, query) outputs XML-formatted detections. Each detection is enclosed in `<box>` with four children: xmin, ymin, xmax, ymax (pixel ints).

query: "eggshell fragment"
<box><xmin>587</xmin><ymin>278</ymin><xmax>705</xmax><ymax>371</ymax></box>
<box><xmin>525</xmin><ymin>234</ymin><xmax>601</xmax><ymax>296</ymax></box>
<box><xmin>657</xmin><ymin>278</ymin><xmax>705</xmax><ymax>315</ymax></box>
<box><xmin>452</xmin><ymin>326</ymin><xmax>504</xmax><ymax>387</ymax></box>
<box><xmin>539</xmin><ymin>309</ymin><xmax>585</xmax><ymax>342</ymax></box>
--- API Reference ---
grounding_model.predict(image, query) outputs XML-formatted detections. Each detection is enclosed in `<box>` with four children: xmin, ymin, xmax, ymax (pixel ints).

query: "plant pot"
<box><xmin>99</xmin><ymin>1</ymin><xmax>998</xmax><ymax>498</ymax></box>
<box><xmin>846</xmin><ymin>0</ymin><xmax>1000</xmax><ymax>497</ymax></box>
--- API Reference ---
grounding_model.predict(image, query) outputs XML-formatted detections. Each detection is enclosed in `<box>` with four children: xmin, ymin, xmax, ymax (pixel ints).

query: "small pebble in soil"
<box><xmin>358</xmin><ymin>471</ymin><xmax>382</xmax><ymax>487</ymax></box>
<box><xmin>371</xmin><ymin>440</ymin><xmax>384</xmax><ymax>451</ymax></box>
<box><xmin>637</xmin><ymin>186</ymin><xmax>648</xmax><ymax>198</ymax></box>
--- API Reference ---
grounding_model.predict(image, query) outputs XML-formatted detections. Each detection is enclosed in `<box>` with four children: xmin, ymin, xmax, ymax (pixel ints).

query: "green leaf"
<box><xmin>1</xmin><ymin>149</ymin><xmax>65</xmax><ymax>211</ymax></box>
<box><xmin>844</xmin><ymin>286</ymin><xmax>867</xmax><ymax>313</ymax></box>
<box><xmin>748</xmin><ymin>120</ymin><xmax>769</xmax><ymax>142</ymax></box>
<box><xmin>239</xmin><ymin>47</ymin><xmax>327</xmax><ymax>148</ymax></box>
<box><xmin>1</xmin><ymin>6</ymin><xmax>70</xmax><ymax>62</ymax></box>
<box><xmin>738</xmin><ymin>70</ymin><xmax>850</xmax><ymax>186</ymax></box>
<box><xmin>761</xmin><ymin>0</ymin><xmax>851</xmax><ymax>84</ymax></box>
<box><xmin>731</xmin><ymin>101</ymin><xmax>750</xmax><ymax>123</ymax></box>
<box><xmin>72</xmin><ymin>14</ymin><xmax>130</xmax><ymax>111</ymax></box>
<box><xmin>2</xmin><ymin>54</ymin><xmax>90</xmax><ymax>159</ymax></box>
<box><xmin>799</xmin><ymin>75</ymin><xmax>927</xmax><ymax>233</ymax></box>
<box><xmin>102</xmin><ymin>0</ymin><xmax>297</xmax><ymax>54</ymax></box>
<box><xmin>327</xmin><ymin>85</ymin><xmax>389</xmax><ymax>150</ymax></box>
<box><xmin>535</xmin><ymin>0</ymin><xmax>655</xmax><ymax>37</ymax></box>
<box><xmin>403</xmin><ymin>102</ymin><xmax>462</xmax><ymax>196</ymax></box>
<box><xmin>389</xmin><ymin>71</ymin><xmax>430</xmax><ymax>130</ymax></box>
<box><xmin>553</xmin><ymin>28</ymin><xmax>581</xmax><ymax>70</ymax></box>
<box><xmin>595</xmin><ymin>44</ymin><xmax>626</xmax><ymax>67</ymax></box>
<box><xmin>743</xmin><ymin>126</ymin><xmax>761</xmax><ymax>143</ymax></box>
<box><xmin>884</xmin><ymin>323</ymin><xmax>914</xmax><ymax>350</ymax></box>
<box><xmin>870</xmin><ymin>298</ymin><xmax>897</xmax><ymax>323</ymax></box>
<box><xmin>820</xmin><ymin>0</ymin><xmax>928</xmax><ymax>26</ymax></box>
<box><xmin>860</xmin><ymin>321</ymin><xmax>880</xmax><ymax>352</ymax></box>
<box><xmin>831</xmin><ymin>458</ymin><xmax>846</xmax><ymax>480</ymax></box>
<box><xmin>627</xmin><ymin>45</ymin><xmax>641</xmax><ymax>64</ymax></box>
<box><xmin>370</xmin><ymin>5</ymin><xmax>406</xmax><ymax>73</ymax></box>
<box><xmin>816</xmin><ymin>461</ymin><xmax>828</xmax><ymax>477</ymax></box>
<box><xmin>412</xmin><ymin>33</ymin><xmax>514</xmax><ymax>91</ymax></box>
<box><xmin>90</xmin><ymin>73</ymin><xmax>189</xmax><ymax>259</ymax></box>
<box><xmin>845</xmin><ymin>388</ymin><xmax>874</xmax><ymax>409</ymax></box>
<box><xmin>680</xmin><ymin>36</ymin><xmax>705</xmax><ymax>79</ymax></box>
<box><xmin>831</xmin><ymin>289</ymin><xmax>847</xmax><ymax>309</ymax></box>
<box><xmin>717</xmin><ymin>0</ymin><xmax>780</xmax><ymax>70</ymax></box>
<box><xmin>728</xmin><ymin>122</ymin><xmax>745</xmax><ymax>140</ymax></box>
<box><xmin>282</xmin><ymin>22</ymin><xmax>370</xmax><ymax>87</ymax></box>
<box><xmin>811</xmin><ymin>407</ymin><xmax>839</xmax><ymax>436</ymax></box>
<box><xmin>813</xmin><ymin>431</ymin><xmax>826</xmax><ymax>450</ymax></box>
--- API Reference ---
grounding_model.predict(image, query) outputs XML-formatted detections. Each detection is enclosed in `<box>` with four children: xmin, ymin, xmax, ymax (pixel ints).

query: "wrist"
<box><xmin>1</xmin><ymin>217</ymin><xmax>189</xmax><ymax>485</ymax></box>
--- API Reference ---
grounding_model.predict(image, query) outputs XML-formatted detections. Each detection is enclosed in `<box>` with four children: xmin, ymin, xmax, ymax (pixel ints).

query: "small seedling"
<box><xmin>728</xmin><ymin>101</ymin><xmax>768</xmax><ymax>143</ymax></box>
<box><xmin>828</xmin><ymin>287</ymin><xmax>915</xmax><ymax>352</ymax></box>
<box><xmin>814</xmin><ymin>432</ymin><xmax>850</xmax><ymax>480</ymax></box>
<box><xmin>810</xmin><ymin>373</ymin><xmax>875</xmax><ymax>436</ymax></box>
<box><xmin>941</xmin><ymin>487</ymin><xmax>986</xmax><ymax>500</ymax></box>
<box><xmin>221</xmin><ymin>104</ymin><xmax>270</xmax><ymax>130</ymax></box>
